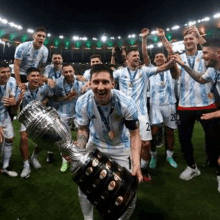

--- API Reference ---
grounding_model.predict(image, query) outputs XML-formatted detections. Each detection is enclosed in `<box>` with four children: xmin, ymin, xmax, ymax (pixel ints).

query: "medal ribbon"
<box><xmin>127</xmin><ymin>67</ymin><xmax>138</xmax><ymax>84</ymax></box>
<box><xmin>186</xmin><ymin>51</ymin><xmax>198</xmax><ymax>69</ymax></box>
<box><xmin>96</xmin><ymin>98</ymin><xmax>115</xmax><ymax>133</ymax></box>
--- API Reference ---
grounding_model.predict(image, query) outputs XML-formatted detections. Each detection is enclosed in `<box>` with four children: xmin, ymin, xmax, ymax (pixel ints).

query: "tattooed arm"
<box><xmin>77</xmin><ymin>125</ymin><xmax>89</xmax><ymax>148</ymax></box>
<box><xmin>171</xmin><ymin>54</ymin><xmax>208</xmax><ymax>84</ymax></box>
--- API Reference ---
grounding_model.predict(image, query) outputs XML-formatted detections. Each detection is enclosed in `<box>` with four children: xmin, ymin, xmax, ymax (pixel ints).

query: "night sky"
<box><xmin>0</xmin><ymin>0</ymin><xmax>220</xmax><ymax>37</ymax></box>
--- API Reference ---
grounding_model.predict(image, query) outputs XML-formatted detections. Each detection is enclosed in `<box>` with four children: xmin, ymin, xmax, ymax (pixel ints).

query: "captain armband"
<box><xmin>124</xmin><ymin>119</ymin><xmax>139</xmax><ymax>130</ymax></box>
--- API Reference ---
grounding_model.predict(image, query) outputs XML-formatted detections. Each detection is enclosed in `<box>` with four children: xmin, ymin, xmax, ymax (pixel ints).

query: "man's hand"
<box><xmin>141</xmin><ymin>28</ymin><xmax>149</xmax><ymax>38</ymax></box>
<box><xmin>132</xmin><ymin>164</ymin><xmax>143</xmax><ymax>183</ymax></box>
<box><xmin>47</xmin><ymin>78</ymin><xmax>56</xmax><ymax>88</ymax></box>
<box><xmin>170</xmin><ymin>54</ymin><xmax>185</xmax><ymax>66</ymax></box>
<box><xmin>2</xmin><ymin>95</ymin><xmax>16</xmax><ymax>106</ymax></box>
<box><xmin>201</xmin><ymin>110</ymin><xmax>220</xmax><ymax>120</ymax></box>
<box><xmin>18</xmin><ymin>83</ymin><xmax>26</xmax><ymax>90</ymax></box>
<box><xmin>156</xmin><ymin>28</ymin><xmax>165</xmax><ymax>38</ymax></box>
<box><xmin>66</xmin><ymin>90</ymin><xmax>78</xmax><ymax>100</ymax></box>
<box><xmin>0</xmin><ymin>126</ymin><xmax>4</xmax><ymax>144</ymax></box>
<box><xmin>76</xmin><ymin>75</ymin><xmax>87</xmax><ymax>82</ymax></box>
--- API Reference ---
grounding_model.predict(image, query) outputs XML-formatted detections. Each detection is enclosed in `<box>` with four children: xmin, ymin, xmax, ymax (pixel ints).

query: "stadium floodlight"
<box><xmin>0</xmin><ymin>18</ymin><xmax>8</xmax><ymax>24</ymax></box>
<box><xmin>166</xmin><ymin>28</ymin><xmax>170</xmax><ymax>31</ymax></box>
<box><xmin>147</xmin><ymin>44</ymin><xmax>154</xmax><ymax>49</ymax></box>
<box><xmin>188</xmin><ymin>21</ymin><xmax>197</xmax><ymax>26</ymax></box>
<box><xmin>59</xmin><ymin>35</ymin><xmax>64</xmax><ymax>39</ymax></box>
<box><xmin>81</xmin><ymin>37</ymin><xmax>88</xmax><ymax>41</ymax></box>
<box><xmin>101</xmin><ymin>35</ymin><xmax>107</xmax><ymax>42</ymax></box>
<box><xmin>47</xmin><ymin>33</ymin><xmax>51</xmax><ymax>37</ymax></box>
<box><xmin>110</xmin><ymin>37</ymin><xmax>115</xmax><ymax>40</ymax></box>
<box><xmin>213</xmin><ymin>13</ymin><xmax>220</xmax><ymax>18</ymax></box>
<box><xmin>92</xmin><ymin>37</ymin><xmax>97</xmax><ymax>41</ymax></box>
<box><xmin>151</xmin><ymin>30</ymin><xmax>158</xmax><ymax>35</ymax></box>
<box><xmin>201</xmin><ymin>17</ymin><xmax>210</xmax><ymax>22</ymax></box>
<box><xmin>157</xmin><ymin>42</ymin><xmax>163</xmax><ymax>47</ymax></box>
<box><xmin>72</xmin><ymin>36</ymin><xmax>79</xmax><ymax>41</ymax></box>
<box><xmin>118</xmin><ymin>36</ymin><xmax>121</xmax><ymax>39</ymax></box>
<box><xmin>27</xmin><ymin>29</ymin><xmax>34</xmax><ymax>33</ymax></box>
<box><xmin>171</xmin><ymin>25</ymin><xmax>180</xmax><ymax>30</ymax></box>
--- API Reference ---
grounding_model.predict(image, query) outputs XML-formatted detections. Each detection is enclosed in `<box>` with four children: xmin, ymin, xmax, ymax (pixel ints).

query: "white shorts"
<box><xmin>1</xmin><ymin>114</ymin><xmax>14</xmax><ymax>139</ymax></box>
<box><xmin>138</xmin><ymin>114</ymin><xmax>152</xmax><ymax>141</ymax></box>
<box><xmin>149</xmin><ymin>104</ymin><xmax>177</xmax><ymax>129</ymax></box>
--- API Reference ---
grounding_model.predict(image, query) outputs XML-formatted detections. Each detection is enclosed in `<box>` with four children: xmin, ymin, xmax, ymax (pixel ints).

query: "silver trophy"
<box><xmin>18</xmin><ymin>101</ymin><xmax>138</xmax><ymax>220</ymax></box>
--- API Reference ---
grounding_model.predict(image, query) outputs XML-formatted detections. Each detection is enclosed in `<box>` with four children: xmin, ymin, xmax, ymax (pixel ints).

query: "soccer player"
<box><xmin>75</xmin><ymin>64</ymin><xmax>143</xmax><ymax>219</ymax></box>
<box><xmin>148</xmin><ymin>52</ymin><xmax>178</xmax><ymax>169</ymax></box>
<box><xmin>172</xmin><ymin>39</ymin><xmax>220</xmax><ymax>192</ymax></box>
<box><xmin>53</xmin><ymin>63</ymin><xmax>84</xmax><ymax>172</ymax></box>
<box><xmin>0</xmin><ymin>62</ymin><xmax>18</xmax><ymax>177</ymax></box>
<box><xmin>170</xmin><ymin>26</ymin><xmax>218</xmax><ymax>181</ymax></box>
<box><xmin>14</xmin><ymin>26</ymin><xmax>49</xmax><ymax>90</ymax></box>
<box><xmin>113</xmin><ymin>47</ymin><xmax>175</xmax><ymax>177</ymax></box>
<box><xmin>18</xmin><ymin>68</ymin><xmax>54</xmax><ymax>178</ymax></box>
<box><xmin>44</xmin><ymin>53</ymin><xmax>63</xmax><ymax>81</ymax></box>
<box><xmin>141</xmin><ymin>28</ymin><xmax>178</xmax><ymax>169</ymax></box>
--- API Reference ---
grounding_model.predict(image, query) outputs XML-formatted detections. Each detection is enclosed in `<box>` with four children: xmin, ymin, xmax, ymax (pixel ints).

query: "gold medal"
<box><xmin>108</xmin><ymin>131</ymin><xmax>114</xmax><ymax>139</ymax></box>
<box><xmin>161</xmin><ymin>81</ymin><xmax>166</xmax><ymax>86</ymax></box>
<box><xmin>207</xmin><ymin>92</ymin><xmax>214</xmax><ymax>99</ymax></box>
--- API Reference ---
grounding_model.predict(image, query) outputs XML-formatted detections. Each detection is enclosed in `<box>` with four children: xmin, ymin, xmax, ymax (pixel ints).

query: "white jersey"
<box><xmin>44</xmin><ymin>64</ymin><xmax>62</xmax><ymax>80</ymax></box>
<box><xmin>18</xmin><ymin>82</ymin><xmax>53</xmax><ymax>109</ymax></box>
<box><xmin>113</xmin><ymin>66</ymin><xmax>157</xmax><ymax>116</ymax></box>
<box><xmin>83</xmin><ymin>69</ymin><xmax>91</xmax><ymax>81</ymax></box>
<box><xmin>75</xmin><ymin>89</ymin><xmax>139</xmax><ymax>156</ymax></box>
<box><xmin>54</xmin><ymin>76</ymin><xmax>84</xmax><ymax>118</ymax></box>
<box><xmin>149</xmin><ymin>69</ymin><xmax>176</xmax><ymax>105</ymax></box>
<box><xmin>178</xmin><ymin>51</ymin><xmax>214</xmax><ymax>107</ymax></box>
<box><xmin>0</xmin><ymin>77</ymin><xmax>16</xmax><ymax>122</ymax></box>
<box><xmin>14</xmin><ymin>41</ymin><xmax>48</xmax><ymax>76</ymax></box>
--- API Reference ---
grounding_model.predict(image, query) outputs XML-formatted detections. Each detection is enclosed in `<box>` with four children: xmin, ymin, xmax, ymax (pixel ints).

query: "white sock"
<box><xmin>166</xmin><ymin>150</ymin><xmax>174</xmax><ymax>158</ymax></box>
<box><xmin>23</xmin><ymin>160</ymin><xmax>30</xmax><ymax>168</ymax></box>
<box><xmin>2</xmin><ymin>142</ymin><xmax>13</xmax><ymax>169</ymax></box>
<box><xmin>150</xmin><ymin>151</ymin><xmax>157</xmax><ymax>159</ymax></box>
<box><xmin>141</xmin><ymin>159</ymin><xmax>149</xmax><ymax>168</ymax></box>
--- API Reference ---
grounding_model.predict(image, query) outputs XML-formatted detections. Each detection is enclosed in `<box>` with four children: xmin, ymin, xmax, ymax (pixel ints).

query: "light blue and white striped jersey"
<box><xmin>178</xmin><ymin>51</ymin><xmax>215</xmax><ymax>107</ymax></box>
<box><xmin>44</xmin><ymin>64</ymin><xmax>62</xmax><ymax>80</ymax></box>
<box><xmin>83</xmin><ymin>69</ymin><xmax>91</xmax><ymax>81</ymax></box>
<box><xmin>75</xmin><ymin>89</ymin><xmax>138</xmax><ymax>156</ymax></box>
<box><xmin>149</xmin><ymin>69</ymin><xmax>176</xmax><ymax>105</ymax></box>
<box><xmin>14</xmin><ymin>41</ymin><xmax>48</xmax><ymax>76</ymax></box>
<box><xmin>18</xmin><ymin>82</ymin><xmax>53</xmax><ymax>109</ymax></box>
<box><xmin>54</xmin><ymin>76</ymin><xmax>84</xmax><ymax>118</ymax></box>
<box><xmin>113</xmin><ymin>66</ymin><xmax>157</xmax><ymax>115</ymax></box>
<box><xmin>0</xmin><ymin>77</ymin><xmax>16</xmax><ymax>122</ymax></box>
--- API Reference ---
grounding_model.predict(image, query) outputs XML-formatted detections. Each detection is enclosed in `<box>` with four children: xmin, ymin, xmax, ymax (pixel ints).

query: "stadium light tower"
<box><xmin>101</xmin><ymin>35</ymin><xmax>107</xmax><ymax>42</ymax></box>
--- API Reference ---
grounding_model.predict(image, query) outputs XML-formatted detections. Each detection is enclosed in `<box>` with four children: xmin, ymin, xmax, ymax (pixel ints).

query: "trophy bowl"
<box><xmin>18</xmin><ymin>101</ymin><xmax>138</xmax><ymax>220</ymax></box>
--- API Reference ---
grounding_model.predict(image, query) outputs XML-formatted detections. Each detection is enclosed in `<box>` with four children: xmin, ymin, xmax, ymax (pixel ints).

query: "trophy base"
<box><xmin>72</xmin><ymin>148</ymin><xmax>138</xmax><ymax>220</ymax></box>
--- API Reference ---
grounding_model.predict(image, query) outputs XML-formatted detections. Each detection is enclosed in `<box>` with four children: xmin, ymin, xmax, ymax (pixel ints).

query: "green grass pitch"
<box><xmin>0</xmin><ymin>120</ymin><xmax>219</xmax><ymax>220</ymax></box>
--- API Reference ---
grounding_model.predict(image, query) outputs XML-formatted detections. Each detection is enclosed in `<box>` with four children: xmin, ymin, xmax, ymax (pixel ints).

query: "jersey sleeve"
<box><xmin>202</xmin><ymin>68</ymin><xmax>216</xmax><ymax>82</ymax></box>
<box><xmin>75</xmin><ymin>96</ymin><xmax>90</xmax><ymax>126</ymax></box>
<box><xmin>14</xmin><ymin>43</ymin><xmax>24</xmax><ymax>60</ymax></box>
<box><xmin>141</xmin><ymin>66</ymin><xmax>157</xmax><ymax>78</ymax></box>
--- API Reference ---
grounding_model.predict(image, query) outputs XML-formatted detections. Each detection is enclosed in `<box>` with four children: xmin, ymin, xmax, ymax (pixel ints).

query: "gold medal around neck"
<box><xmin>207</xmin><ymin>92</ymin><xmax>214</xmax><ymax>99</ymax></box>
<box><xmin>108</xmin><ymin>131</ymin><xmax>114</xmax><ymax>139</ymax></box>
<box><xmin>128</xmin><ymin>82</ymin><xmax>132</xmax><ymax>87</ymax></box>
<box><xmin>161</xmin><ymin>81</ymin><xmax>166</xmax><ymax>86</ymax></box>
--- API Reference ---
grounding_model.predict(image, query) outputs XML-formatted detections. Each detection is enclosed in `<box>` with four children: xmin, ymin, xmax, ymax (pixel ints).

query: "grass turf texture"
<box><xmin>0</xmin><ymin>120</ymin><xmax>219</xmax><ymax>220</ymax></box>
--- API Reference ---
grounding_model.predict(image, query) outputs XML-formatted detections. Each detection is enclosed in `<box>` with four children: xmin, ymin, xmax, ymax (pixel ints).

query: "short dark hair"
<box><xmin>90</xmin><ymin>64</ymin><xmax>113</xmax><ymax>81</ymax></box>
<box><xmin>34</xmin><ymin>26</ymin><xmax>47</xmax><ymax>34</ymax></box>
<box><xmin>126</xmin><ymin>48</ymin><xmax>139</xmax><ymax>57</ymax></box>
<box><xmin>90</xmin><ymin>54</ymin><xmax>102</xmax><ymax>61</ymax></box>
<box><xmin>52</xmin><ymin>52</ymin><xmax>62</xmax><ymax>57</ymax></box>
<box><xmin>203</xmin><ymin>39</ymin><xmax>220</xmax><ymax>49</ymax></box>
<box><xmin>62</xmin><ymin>63</ymin><xmax>75</xmax><ymax>70</ymax></box>
<box><xmin>0</xmin><ymin>62</ymin><xmax>9</xmax><ymax>69</ymax></box>
<box><xmin>26</xmin><ymin>67</ymin><xmax>40</xmax><ymax>76</ymax></box>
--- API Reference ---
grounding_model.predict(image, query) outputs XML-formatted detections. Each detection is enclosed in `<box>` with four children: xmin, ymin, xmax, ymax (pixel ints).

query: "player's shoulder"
<box><xmin>112</xmin><ymin>89</ymin><xmax>135</xmax><ymax>106</ymax></box>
